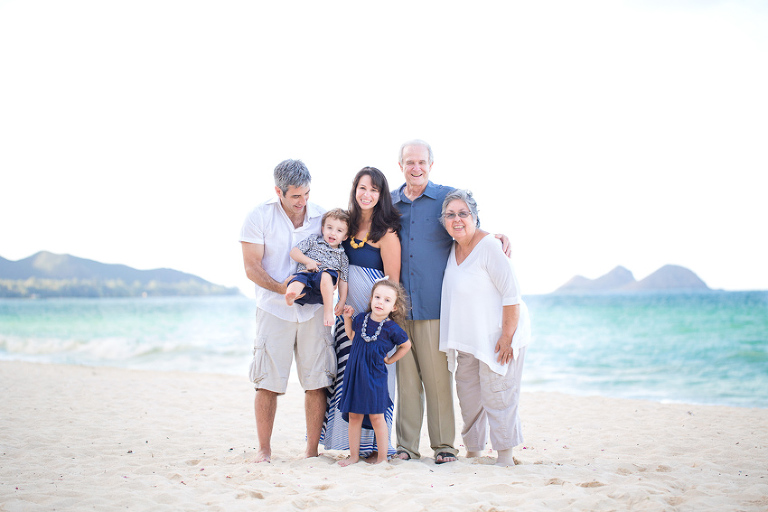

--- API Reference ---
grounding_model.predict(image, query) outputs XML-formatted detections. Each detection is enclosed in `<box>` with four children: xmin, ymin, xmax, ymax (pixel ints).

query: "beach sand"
<box><xmin>1</xmin><ymin>361</ymin><xmax>766</xmax><ymax>511</ymax></box>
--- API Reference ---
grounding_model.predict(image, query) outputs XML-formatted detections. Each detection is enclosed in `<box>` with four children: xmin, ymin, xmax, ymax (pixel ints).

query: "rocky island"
<box><xmin>554</xmin><ymin>265</ymin><xmax>709</xmax><ymax>294</ymax></box>
<box><xmin>0</xmin><ymin>251</ymin><xmax>239</xmax><ymax>298</ymax></box>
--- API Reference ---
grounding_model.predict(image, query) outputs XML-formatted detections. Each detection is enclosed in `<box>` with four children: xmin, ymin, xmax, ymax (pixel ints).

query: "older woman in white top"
<box><xmin>438</xmin><ymin>189</ymin><xmax>531</xmax><ymax>466</ymax></box>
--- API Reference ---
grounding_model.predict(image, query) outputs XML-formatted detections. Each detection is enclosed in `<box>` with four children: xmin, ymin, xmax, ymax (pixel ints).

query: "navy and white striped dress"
<box><xmin>319</xmin><ymin>238</ymin><xmax>397</xmax><ymax>456</ymax></box>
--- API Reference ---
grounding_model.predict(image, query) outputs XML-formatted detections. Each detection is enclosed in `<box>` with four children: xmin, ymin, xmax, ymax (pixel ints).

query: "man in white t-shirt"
<box><xmin>240</xmin><ymin>159</ymin><xmax>335</xmax><ymax>463</ymax></box>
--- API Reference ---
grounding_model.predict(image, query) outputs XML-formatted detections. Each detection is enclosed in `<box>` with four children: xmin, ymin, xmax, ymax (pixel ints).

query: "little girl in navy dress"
<box><xmin>338</xmin><ymin>279</ymin><xmax>412</xmax><ymax>466</ymax></box>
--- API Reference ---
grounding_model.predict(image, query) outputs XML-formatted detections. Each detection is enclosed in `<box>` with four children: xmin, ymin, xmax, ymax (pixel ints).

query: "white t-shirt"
<box><xmin>439</xmin><ymin>234</ymin><xmax>531</xmax><ymax>375</ymax></box>
<box><xmin>239</xmin><ymin>196</ymin><xmax>325</xmax><ymax>322</ymax></box>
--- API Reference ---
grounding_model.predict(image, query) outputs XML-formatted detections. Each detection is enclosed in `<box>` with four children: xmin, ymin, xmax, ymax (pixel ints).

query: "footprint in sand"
<box><xmin>236</xmin><ymin>491</ymin><xmax>265</xmax><ymax>500</ymax></box>
<box><xmin>579</xmin><ymin>481</ymin><xmax>606</xmax><ymax>488</ymax></box>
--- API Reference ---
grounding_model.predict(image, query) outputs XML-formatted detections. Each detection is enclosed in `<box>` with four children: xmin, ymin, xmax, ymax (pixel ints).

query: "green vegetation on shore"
<box><xmin>0</xmin><ymin>277</ymin><xmax>239</xmax><ymax>299</ymax></box>
<box><xmin>0</xmin><ymin>251</ymin><xmax>240</xmax><ymax>299</ymax></box>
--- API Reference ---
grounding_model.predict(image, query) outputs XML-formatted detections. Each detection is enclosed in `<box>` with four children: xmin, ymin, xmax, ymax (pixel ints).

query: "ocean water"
<box><xmin>1</xmin><ymin>292</ymin><xmax>766</xmax><ymax>408</ymax></box>
<box><xmin>523</xmin><ymin>291</ymin><xmax>768</xmax><ymax>408</ymax></box>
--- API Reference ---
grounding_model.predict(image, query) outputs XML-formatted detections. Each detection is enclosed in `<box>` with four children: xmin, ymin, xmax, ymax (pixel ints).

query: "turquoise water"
<box><xmin>0</xmin><ymin>296</ymin><xmax>255</xmax><ymax>375</ymax></box>
<box><xmin>523</xmin><ymin>291</ymin><xmax>768</xmax><ymax>408</ymax></box>
<box><xmin>1</xmin><ymin>292</ymin><xmax>766</xmax><ymax>408</ymax></box>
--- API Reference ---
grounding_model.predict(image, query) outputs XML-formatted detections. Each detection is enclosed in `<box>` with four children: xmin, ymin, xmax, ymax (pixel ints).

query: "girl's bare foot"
<box><xmin>372</xmin><ymin>454</ymin><xmax>388</xmax><ymax>464</ymax></box>
<box><xmin>254</xmin><ymin>449</ymin><xmax>271</xmax><ymax>463</ymax></box>
<box><xmin>339</xmin><ymin>456</ymin><xmax>359</xmax><ymax>467</ymax></box>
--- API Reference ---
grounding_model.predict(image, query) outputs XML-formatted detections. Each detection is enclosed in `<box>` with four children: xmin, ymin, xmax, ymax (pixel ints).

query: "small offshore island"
<box><xmin>553</xmin><ymin>264</ymin><xmax>710</xmax><ymax>294</ymax></box>
<box><xmin>0</xmin><ymin>251</ymin><xmax>239</xmax><ymax>298</ymax></box>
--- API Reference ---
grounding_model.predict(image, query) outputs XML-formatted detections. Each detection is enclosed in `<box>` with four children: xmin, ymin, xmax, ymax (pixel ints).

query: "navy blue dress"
<box><xmin>339</xmin><ymin>313</ymin><xmax>408</xmax><ymax>429</ymax></box>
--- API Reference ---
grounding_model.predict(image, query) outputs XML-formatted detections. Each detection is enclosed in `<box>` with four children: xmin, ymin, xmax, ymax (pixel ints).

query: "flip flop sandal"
<box><xmin>395</xmin><ymin>450</ymin><xmax>411</xmax><ymax>460</ymax></box>
<box><xmin>435</xmin><ymin>452</ymin><xmax>457</xmax><ymax>464</ymax></box>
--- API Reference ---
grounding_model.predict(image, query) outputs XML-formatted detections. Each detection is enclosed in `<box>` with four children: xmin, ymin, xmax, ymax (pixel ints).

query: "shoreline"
<box><xmin>2</xmin><ymin>361</ymin><xmax>767</xmax><ymax>511</ymax></box>
<box><xmin>3</xmin><ymin>358</ymin><xmax>763</xmax><ymax>410</ymax></box>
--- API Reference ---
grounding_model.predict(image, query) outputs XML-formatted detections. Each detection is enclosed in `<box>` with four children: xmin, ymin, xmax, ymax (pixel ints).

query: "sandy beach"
<box><xmin>1</xmin><ymin>361</ymin><xmax>766</xmax><ymax>511</ymax></box>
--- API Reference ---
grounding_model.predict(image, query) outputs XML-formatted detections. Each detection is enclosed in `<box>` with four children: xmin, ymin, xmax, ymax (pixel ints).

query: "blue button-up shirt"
<box><xmin>392</xmin><ymin>181</ymin><xmax>455</xmax><ymax>321</ymax></box>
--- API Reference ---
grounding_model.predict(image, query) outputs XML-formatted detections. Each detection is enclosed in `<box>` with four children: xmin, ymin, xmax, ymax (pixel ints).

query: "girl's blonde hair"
<box><xmin>367</xmin><ymin>279</ymin><xmax>409</xmax><ymax>327</ymax></box>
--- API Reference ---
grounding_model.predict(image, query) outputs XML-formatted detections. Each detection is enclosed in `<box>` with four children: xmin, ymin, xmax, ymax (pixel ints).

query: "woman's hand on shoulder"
<box><xmin>495</xmin><ymin>233</ymin><xmax>512</xmax><ymax>258</ymax></box>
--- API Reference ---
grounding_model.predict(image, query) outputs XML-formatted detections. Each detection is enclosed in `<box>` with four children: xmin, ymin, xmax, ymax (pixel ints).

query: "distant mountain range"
<box><xmin>554</xmin><ymin>265</ymin><xmax>709</xmax><ymax>294</ymax></box>
<box><xmin>0</xmin><ymin>251</ymin><xmax>240</xmax><ymax>298</ymax></box>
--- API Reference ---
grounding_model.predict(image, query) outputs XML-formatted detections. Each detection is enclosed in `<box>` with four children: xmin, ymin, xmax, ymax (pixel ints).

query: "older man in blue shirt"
<box><xmin>391</xmin><ymin>140</ymin><xmax>459</xmax><ymax>463</ymax></box>
<box><xmin>393</xmin><ymin>140</ymin><xmax>510</xmax><ymax>464</ymax></box>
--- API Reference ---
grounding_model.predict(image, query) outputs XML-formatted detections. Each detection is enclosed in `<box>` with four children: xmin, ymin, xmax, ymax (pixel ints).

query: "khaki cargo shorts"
<box><xmin>249</xmin><ymin>307</ymin><xmax>335</xmax><ymax>393</ymax></box>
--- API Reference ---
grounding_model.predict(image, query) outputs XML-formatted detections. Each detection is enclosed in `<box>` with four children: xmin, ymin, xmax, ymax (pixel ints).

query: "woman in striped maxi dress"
<box><xmin>320</xmin><ymin>167</ymin><xmax>401</xmax><ymax>457</ymax></box>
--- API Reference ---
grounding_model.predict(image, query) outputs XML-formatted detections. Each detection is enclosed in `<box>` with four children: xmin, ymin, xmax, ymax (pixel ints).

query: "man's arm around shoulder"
<box><xmin>242</xmin><ymin>242</ymin><xmax>288</xmax><ymax>294</ymax></box>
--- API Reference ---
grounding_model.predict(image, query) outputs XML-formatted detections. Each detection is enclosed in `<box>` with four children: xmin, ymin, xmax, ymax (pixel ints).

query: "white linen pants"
<box><xmin>455</xmin><ymin>346</ymin><xmax>526</xmax><ymax>452</ymax></box>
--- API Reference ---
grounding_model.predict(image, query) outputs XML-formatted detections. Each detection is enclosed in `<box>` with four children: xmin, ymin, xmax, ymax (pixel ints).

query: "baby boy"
<box><xmin>285</xmin><ymin>208</ymin><xmax>350</xmax><ymax>326</ymax></box>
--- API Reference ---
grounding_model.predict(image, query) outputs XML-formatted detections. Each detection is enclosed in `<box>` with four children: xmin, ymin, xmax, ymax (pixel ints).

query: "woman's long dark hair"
<box><xmin>348</xmin><ymin>167</ymin><xmax>401</xmax><ymax>243</ymax></box>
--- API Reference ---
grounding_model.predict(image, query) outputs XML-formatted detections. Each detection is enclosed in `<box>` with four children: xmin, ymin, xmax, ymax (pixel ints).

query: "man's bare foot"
<box><xmin>466</xmin><ymin>450</ymin><xmax>482</xmax><ymax>458</ymax></box>
<box><xmin>254</xmin><ymin>449</ymin><xmax>271</xmax><ymax>463</ymax></box>
<box><xmin>339</xmin><ymin>456</ymin><xmax>359</xmax><ymax>467</ymax></box>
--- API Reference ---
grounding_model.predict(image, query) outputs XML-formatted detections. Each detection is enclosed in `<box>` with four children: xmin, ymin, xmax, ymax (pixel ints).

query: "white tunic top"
<box><xmin>239</xmin><ymin>196</ymin><xmax>325</xmax><ymax>322</ymax></box>
<box><xmin>439</xmin><ymin>234</ymin><xmax>531</xmax><ymax>375</ymax></box>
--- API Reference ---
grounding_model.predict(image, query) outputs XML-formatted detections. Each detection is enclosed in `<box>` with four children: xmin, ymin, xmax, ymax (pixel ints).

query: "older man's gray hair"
<box><xmin>399</xmin><ymin>139</ymin><xmax>434</xmax><ymax>165</ymax></box>
<box><xmin>441</xmin><ymin>189</ymin><xmax>480</xmax><ymax>228</ymax></box>
<box><xmin>274</xmin><ymin>159</ymin><xmax>311</xmax><ymax>195</ymax></box>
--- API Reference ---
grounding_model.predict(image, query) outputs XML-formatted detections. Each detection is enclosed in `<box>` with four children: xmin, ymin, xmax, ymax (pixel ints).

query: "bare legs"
<box><xmin>254</xmin><ymin>389</ymin><xmax>277</xmax><ymax>463</ymax></box>
<box><xmin>304</xmin><ymin>388</ymin><xmax>326</xmax><ymax>458</ymax></box>
<box><xmin>319</xmin><ymin>272</ymin><xmax>335</xmax><ymax>326</ymax></box>
<box><xmin>285</xmin><ymin>272</ymin><xmax>336</xmax><ymax>327</ymax></box>
<box><xmin>338</xmin><ymin>414</ymin><xmax>363</xmax><ymax>466</ymax></box>
<box><xmin>285</xmin><ymin>280</ymin><xmax>305</xmax><ymax>306</ymax></box>
<box><xmin>254</xmin><ymin>388</ymin><xmax>326</xmax><ymax>462</ymax></box>
<box><xmin>339</xmin><ymin>413</ymin><xmax>388</xmax><ymax>466</ymax></box>
<box><xmin>369</xmin><ymin>414</ymin><xmax>389</xmax><ymax>464</ymax></box>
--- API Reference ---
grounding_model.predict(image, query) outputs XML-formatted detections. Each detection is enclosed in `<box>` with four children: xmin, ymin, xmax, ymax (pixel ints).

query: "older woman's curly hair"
<box><xmin>440</xmin><ymin>189</ymin><xmax>480</xmax><ymax>228</ymax></box>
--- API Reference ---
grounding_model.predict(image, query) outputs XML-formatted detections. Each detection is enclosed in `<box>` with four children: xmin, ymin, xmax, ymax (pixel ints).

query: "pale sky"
<box><xmin>1</xmin><ymin>0</ymin><xmax>767</xmax><ymax>295</ymax></box>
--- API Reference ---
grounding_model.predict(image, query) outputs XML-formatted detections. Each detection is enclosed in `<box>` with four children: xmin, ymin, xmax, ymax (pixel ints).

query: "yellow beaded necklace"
<box><xmin>349</xmin><ymin>233</ymin><xmax>369</xmax><ymax>249</ymax></box>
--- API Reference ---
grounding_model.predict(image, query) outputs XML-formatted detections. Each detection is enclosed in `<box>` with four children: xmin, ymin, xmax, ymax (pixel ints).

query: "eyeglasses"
<box><xmin>443</xmin><ymin>211</ymin><xmax>472</xmax><ymax>220</ymax></box>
